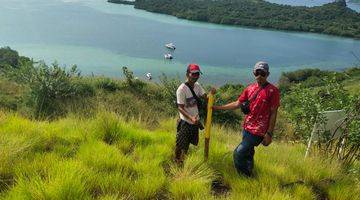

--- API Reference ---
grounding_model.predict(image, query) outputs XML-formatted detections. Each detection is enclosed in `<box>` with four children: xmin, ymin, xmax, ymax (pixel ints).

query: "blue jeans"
<box><xmin>233</xmin><ymin>129</ymin><xmax>263</xmax><ymax>176</ymax></box>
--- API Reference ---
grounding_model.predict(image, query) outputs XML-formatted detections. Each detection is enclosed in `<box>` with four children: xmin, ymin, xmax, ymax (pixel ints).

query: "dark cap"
<box><xmin>253</xmin><ymin>61</ymin><xmax>269</xmax><ymax>73</ymax></box>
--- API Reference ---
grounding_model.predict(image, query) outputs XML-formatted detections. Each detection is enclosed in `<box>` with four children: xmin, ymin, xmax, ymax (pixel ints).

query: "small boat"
<box><xmin>165</xmin><ymin>43</ymin><xmax>176</xmax><ymax>50</ymax></box>
<box><xmin>164</xmin><ymin>53</ymin><xmax>173</xmax><ymax>59</ymax></box>
<box><xmin>146</xmin><ymin>72</ymin><xmax>152</xmax><ymax>80</ymax></box>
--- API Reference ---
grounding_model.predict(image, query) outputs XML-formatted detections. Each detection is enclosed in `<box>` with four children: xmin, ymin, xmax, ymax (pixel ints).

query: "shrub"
<box><xmin>159</xmin><ymin>73</ymin><xmax>181</xmax><ymax>107</ymax></box>
<box><xmin>122</xmin><ymin>66</ymin><xmax>145</xmax><ymax>91</ymax></box>
<box><xmin>282</xmin><ymin>76</ymin><xmax>349</xmax><ymax>141</ymax></box>
<box><xmin>96</xmin><ymin>77</ymin><xmax>122</xmax><ymax>92</ymax></box>
<box><xmin>282</xmin><ymin>75</ymin><xmax>359</xmax><ymax>165</ymax></box>
<box><xmin>71</xmin><ymin>77</ymin><xmax>96</xmax><ymax>97</ymax></box>
<box><xmin>22</xmin><ymin>62</ymin><xmax>94</xmax><ymax>119</ymax></box>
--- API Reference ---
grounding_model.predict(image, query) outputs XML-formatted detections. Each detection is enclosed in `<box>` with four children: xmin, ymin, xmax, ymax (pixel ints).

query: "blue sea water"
<box><xmin>0</xmin><ymin>0</ymin><xmax>359</xmax><ymax>85</ymax></box>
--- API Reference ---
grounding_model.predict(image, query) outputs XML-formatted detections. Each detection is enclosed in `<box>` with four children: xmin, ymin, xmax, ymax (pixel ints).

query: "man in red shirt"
<box><xmin>213</xmin><ymin>61</ymin><xmax>280</xmax><ymax>177</ymax></box>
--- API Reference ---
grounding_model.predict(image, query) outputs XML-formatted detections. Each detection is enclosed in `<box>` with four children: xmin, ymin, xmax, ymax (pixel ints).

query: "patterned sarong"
<box><xmin>175</xmin><ymin>119</ymin><xmax>199</xmax><ymax>159</ymax></box>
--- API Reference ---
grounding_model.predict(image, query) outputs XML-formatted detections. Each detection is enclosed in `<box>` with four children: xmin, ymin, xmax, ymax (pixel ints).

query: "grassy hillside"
<box><xmin>0</xmin><ymin>112</ymin><xmax>359</xmax><ymax>199</ymax></box>
<box><xmin>1</xmin><ymin>47</ymin><xmax>359</xmax><ymax>199</ymax></box>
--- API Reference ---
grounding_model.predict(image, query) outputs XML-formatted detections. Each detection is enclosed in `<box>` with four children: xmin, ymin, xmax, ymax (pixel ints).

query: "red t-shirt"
<box><xmin>238</xmin><ymin>82</ymin><xmax>280</xmax><ymax>136</ymax></box>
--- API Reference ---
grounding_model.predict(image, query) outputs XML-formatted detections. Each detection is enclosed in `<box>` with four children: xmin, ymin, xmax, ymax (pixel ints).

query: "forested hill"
<box><xmin>109</xmin><ymin>0</ymin><xmax>360</xmax><ymax>39</ymax></box>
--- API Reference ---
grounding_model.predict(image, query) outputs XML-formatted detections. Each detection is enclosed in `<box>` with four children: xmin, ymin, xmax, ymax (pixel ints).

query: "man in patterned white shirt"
<box><xmin>175</xmin><ymin>63</ymin><xmax>215</xmax><ymax>164</ymax></box>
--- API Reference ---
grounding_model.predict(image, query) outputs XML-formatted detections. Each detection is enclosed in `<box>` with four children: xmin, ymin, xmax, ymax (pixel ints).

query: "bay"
<box><xmin>1</xmin><ymin>0</ymin><xmax>359</xmax><ymax>85</ymax></box>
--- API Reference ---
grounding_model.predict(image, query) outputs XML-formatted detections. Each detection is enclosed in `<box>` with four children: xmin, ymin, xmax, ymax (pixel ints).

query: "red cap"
<box><xmin>187</xmin><ymin>63</ymin><xmax>202</xmax><ymax>77</ymax></box>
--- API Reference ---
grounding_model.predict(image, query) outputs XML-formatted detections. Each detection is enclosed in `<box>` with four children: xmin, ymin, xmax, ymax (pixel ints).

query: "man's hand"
<box><xmin>262</xmin><ymin>133</ymin><xmax>272</xmax><ymax>146</ymax></box>
<box><xmin>212</xmin><ymin>105</ymin><xmax>221</xmax><ymax>110</ymax></box>
<box><xmin>190</xmin><ymin>115</ymin><xmax>200</xmax><ymax>125</ymax></box>
<box><xmin>210</xmin><ymin>87</ymin><xmax>216</xmax><ymax>95</ymax></box>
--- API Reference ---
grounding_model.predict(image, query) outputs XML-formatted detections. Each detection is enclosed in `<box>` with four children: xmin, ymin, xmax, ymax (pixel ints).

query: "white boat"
<box><xmin>164</xmin><ymin>53</ymin><xmax>173</xmax><ymax>59</ymax></box>
<box><xmin>165</xmin><ymin>43</ymin><xmax>176</xmax><ymax>50</ymax></box>
<box><xmin>146</xmin><ymin>72</ymin><xmax>152</xmax><ymax>80</ymax></box>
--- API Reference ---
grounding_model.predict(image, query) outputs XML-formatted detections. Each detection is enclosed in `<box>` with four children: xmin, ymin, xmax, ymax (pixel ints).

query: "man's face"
<box><xmin>254</xmin><ymin>69</ymin><xmax>268</xmax><ymax>83</ymax></box>
<box><xmin>188</xmin><ymin>72</ymin><xmax>200</xmax><ymax>83</ymax></box>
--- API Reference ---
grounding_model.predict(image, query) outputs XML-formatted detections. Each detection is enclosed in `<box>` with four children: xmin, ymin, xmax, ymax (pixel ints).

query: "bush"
<box><xmin>24</xmin><ymin>62</ymin><xmax>94</xmax><ymax>119</ymax></box>
<box><xmin>282</xmin><ymin>74</ymin><xmax>359</xmax><ymax>165</ymax></box>
<box><xmin>159</xmin><ymin>73</ymin><xmax>181</xmax><ymax>108</ymax></box>
<box><xmin>282</xmin><ymin>75</ymin><xmax>350</xmax><ymax>141</ymax></box>
<box><xmin>96</xmin><ymin>77</ymin><xmax>122</xmax><ymax>92</ymax></box>
<box><xmin>71</xmin><ymin>78</ymin><xmax>96</xmax><ymax>97</ymax></box>
<box><xmin>122</xmin><ymin>66</ymin><xmax>145</xmax><ymax>92</ymax></box>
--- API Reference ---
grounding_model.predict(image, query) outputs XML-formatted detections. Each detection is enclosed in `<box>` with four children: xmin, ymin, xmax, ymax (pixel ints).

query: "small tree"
<box><xmin>122</xmin><ymin>66</ymin><xmax>145</xmax><ymax>91</ymax></box>
<box><xmin>122</xmin><ymin>66</ymin><xmax>134</xmax><ymax>86</ymax></box>
<box><xmin>28</xmin><ymin>62</ymin><xmax>81</xmax><ymax>119</ymax></box>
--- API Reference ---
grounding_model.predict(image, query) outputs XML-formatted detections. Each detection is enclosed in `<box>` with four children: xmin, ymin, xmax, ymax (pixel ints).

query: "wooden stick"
<box><xmin>204</xmin><ymin>93</ymin><xmax>214</xmax><ymax>160</ymax></box>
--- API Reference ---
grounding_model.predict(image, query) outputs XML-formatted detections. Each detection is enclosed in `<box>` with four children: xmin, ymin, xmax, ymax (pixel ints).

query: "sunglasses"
<box><xmin>190</xmin><ymin>72</ymin><xmax>200</xmax><ymax>77</ymax></box>
<box><xmin>254</xmin><ymin>70</ymin><xmax>267</xmax><ymax>77</ymax></box>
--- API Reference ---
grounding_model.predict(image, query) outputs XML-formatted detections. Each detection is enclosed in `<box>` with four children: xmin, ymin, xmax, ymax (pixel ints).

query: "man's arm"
<box><xmin>212</xmin><ymin>100</ymin><xmax>241</xmax><ymax>111</ymax></box>
<box><xmin>266</xmin><ymin>87</ymin><xmax>280</xmax><ymax>136</ymax></box>
<box><xmin>267</xmin><ymin>108</ymin><xmax>278</xmax><ymax>134</ymax></box>
<box><xmin>262</xmin><ymin>105</ymin><xmax>279</xmax><ymax>146</ymax></box>
<box><xmin>178</xmin><ymin>104</ymin><xmax>198</xmax><ymax>124</ymax></box>
<box><xmin>212</xmin><ymin>86</ymin><xmax>246</xmax><ymax>111</ymax></box>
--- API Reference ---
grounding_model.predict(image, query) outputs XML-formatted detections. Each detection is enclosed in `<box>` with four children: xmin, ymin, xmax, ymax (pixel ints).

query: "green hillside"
<box><xmin>1</xmin><ymin>112</ymin><xmax>359</xmax><ymax>199</ymax></box>
<box><xmin>1</xmin><ymin>47</ymin><xmax>359</xmax><ymax>199</ymax></box>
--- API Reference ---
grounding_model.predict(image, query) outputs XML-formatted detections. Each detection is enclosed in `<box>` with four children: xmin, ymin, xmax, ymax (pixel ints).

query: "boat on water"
<box><xmin>164</xmin><ymin>53</ymin><xmax>173</xmax><ymax>59</ymax></box>
<box><xmin>165</xmin><ymin>43</ymin><xmax>176</xmax><ymax>50</ymax></box>
<box><xmin>146</xmin><ymin>72</ymin><xmax>152</xmax><ymax>80</ymax></box>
